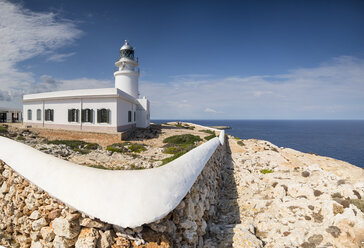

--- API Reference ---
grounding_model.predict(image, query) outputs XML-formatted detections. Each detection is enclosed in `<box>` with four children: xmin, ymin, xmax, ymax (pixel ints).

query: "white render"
<box><xmin>0</xmin><ymin>130</ymin><xmax>224</xmax><ymax>228</ymax></box>
<box><xmin>23</xmin><ymin>41</ymin><xmax>150</xmax><ymax>132</ymax></box>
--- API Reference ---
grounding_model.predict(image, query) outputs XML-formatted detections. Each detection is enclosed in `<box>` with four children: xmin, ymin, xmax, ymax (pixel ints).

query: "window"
<box><xmin>68</xmin><ymin>109</ymin><xmax>79</xmax><ymax>122</ymax></box>
<box><xmin>36</xmin><ymin>109</ymin><xmax>41</xmax><ymax>121</ymax></box>
<box><xmin>128</xmin><ymin>111</ymin><xmax>132</xmax><ymax>122</ymax></box>
<box><xmin>45</xmin><ymin>109</ymin><xmax>54</xmax><ymax>121</ymax></box>
<box><xmin>82</xmin><ymin>109</ymin><xmax>93</xmax><ymax>123</ymax></box>
<box><xmin>27</xmin><ymin>109</ymin><xmax>32</xmax><ymax>121</ymax></box>
<box><xmin>97</xmin><ymin>109</ymin><xmax>110</xmax><ymax>123</ymax></box>
<box><xmin>134</xmin><ymin>111</ymin><xmax>136</xmax><ymax>122</ymax></box>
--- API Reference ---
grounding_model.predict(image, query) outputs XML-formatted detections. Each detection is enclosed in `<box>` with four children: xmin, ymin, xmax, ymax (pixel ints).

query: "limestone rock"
<box><xmin>29</xmin><ymin>210</ymin><xmax>41</xmax><ymax>220</ymax></box>
<box><xmin>98</xmin><ymin>230</ymin><xmax>114</xmax><ymax>248</ymax></box>
<box><xmin>75</xmin><ymin>228</ymin><xmax>99</xmax><ymax>248</ymax></box>
<box><xmin>52</xmin><ymin>217</ymin><xmax>80</xmax><ymax>239</ymax></box>
<box><xmin>80</xmin><ymin>217</ymin><xmax>106</xmax><ymax>229</ymax></box>
<box><xmin>41</xmin><ymin>226</ymin><xmax>55</xmax><ymax>242</ymax></box>
<box><xmin>32</xmin><ymin>217</ymin><xmax>48</xmax><ymax>231</ymax></box>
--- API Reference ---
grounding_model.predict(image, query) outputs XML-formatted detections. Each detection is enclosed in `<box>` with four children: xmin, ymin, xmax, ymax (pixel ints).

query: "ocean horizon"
<box><xmin>152</xmin><ymin>119</ymin><xmax>364</xmax><ymax>168</ymax></box>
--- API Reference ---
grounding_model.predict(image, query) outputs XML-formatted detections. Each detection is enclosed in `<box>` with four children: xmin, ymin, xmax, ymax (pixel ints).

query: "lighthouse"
<box><xmin>114</xmin><ymin>40</ymin><xmax>140</xmax><ymax>98</ymax></box>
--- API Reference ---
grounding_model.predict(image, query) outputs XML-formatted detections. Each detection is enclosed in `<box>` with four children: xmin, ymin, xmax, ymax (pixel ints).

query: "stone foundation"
<box><xmin>0</xmin><ymin>141</ymin><xmax>225</xmax><ymax>247</ymax></box>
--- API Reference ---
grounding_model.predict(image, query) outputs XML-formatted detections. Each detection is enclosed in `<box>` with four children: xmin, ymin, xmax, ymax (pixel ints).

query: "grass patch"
<box><xmin>350</xmin><ymin>199</ymin><xmax>364</xmax><ymax>212</ymax></box>
<box><xmin>200</xmin><ymin>129</ymin><xmax>215</xmax><ymax>134</ymax></box>
<box><xmin>237</xmin><ymin>140</ymin><xmax>245</xmax><ymax>146</ymax></box>
<box><xmin>47</xmin><ymin>139</ymin><xmax>99</xmax><ymax>154</ymax></box>
<box><xmin>163</xmin><ymin>134</ymin><xmax>202</xmax><ymax>146</ymax></box>
<box><xmin>16</xmin><ymin>136</ymin><xmax>26</xmax><ymax>141</ymax></box>
<box><xmin>89</xmin><ymin>164</ymin><xmax>112</xmax><ymax>170</ymax></box>
<box><xmin>85</xmin><ymin>143</ymin><xmax>99</xmax><ymax>150</ymax></box>
<box><xmin>128</xmin><ymin>143</ymin><xmax>147</xmax><ymax>153</ymax></box>
<box><xmin>174</xmin><ymin>123</ymin><xmax>195</xmax><ymax>130</ymax></box>
<box><xmin>129</xmin><ymin>164</ymin><xmax>145</xmax><ymax>170</ymax></box>
<box><xmin>106</xmin><ymin>142</ymin><xmax>146</xmax><ymax>154</ymax></box>
<box><xmin>204</xmin><ymin>134</ymin><xmax>216</xmax><ymax>141</ymax></box>
<box><xmin>161</xmin><ymin>149</ymin><xmax>193</xmax><ymax>165</ymax></box>
<box><xmin>161</xmin><ymin>134</ymin><xmax>202</xmax><ymax>165</ymax></box>
<box><xmin>331</xmin><ymin>192</ymin><xmax>343</xmax><ymax>199</ymax></box>
<box><xmin>0</xmin><ymin>126</ymin><xmax>8</xmax><ymax>133</ymax></box>
<box><xmin>260</xmin><ymin>169</ymin><xmax>274</xmax><ymax>174</ymax></box>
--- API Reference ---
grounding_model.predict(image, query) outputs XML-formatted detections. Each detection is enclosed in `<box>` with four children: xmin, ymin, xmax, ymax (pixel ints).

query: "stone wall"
<box><xmin>0</xmin><ymin>141</ymin><xmax>225</xmax><ymax>248</ymax></box>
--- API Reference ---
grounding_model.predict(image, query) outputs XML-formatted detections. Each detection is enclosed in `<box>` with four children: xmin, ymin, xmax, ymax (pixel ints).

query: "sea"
<box><xmin>152</xmin><ymin>120</ymin><xmax>364</xmax><ymax>168</ymax></box>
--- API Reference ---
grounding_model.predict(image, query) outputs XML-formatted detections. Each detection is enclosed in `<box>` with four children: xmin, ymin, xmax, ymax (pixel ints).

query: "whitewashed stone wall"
<box><xmin>0</xmin><ymin>139</ymin><xmax>225</xmax><ymax>247</ymax></box>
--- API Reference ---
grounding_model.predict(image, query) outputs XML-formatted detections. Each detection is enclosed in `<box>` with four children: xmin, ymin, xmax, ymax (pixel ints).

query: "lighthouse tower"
<box><xmin>114</xmin><ymin>40</ymin><xmax>139</xmax><ymax>98</ymax></box>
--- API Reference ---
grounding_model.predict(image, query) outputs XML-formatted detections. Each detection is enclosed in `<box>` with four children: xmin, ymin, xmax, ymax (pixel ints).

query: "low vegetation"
<box><xmin>161</xmin><ymin>134</ymin><xmax>202</xmax><ymax>165</ymax></box>
<box><xmin>204</xmin><ymin>134</ymin><xmax>216</xmax><ymax>141</ymax></box>
<box><xmin>199</xmin><ymin>129</ymin><xmax>217</xmax><ymax>141</ymax></box>
<box><xmin>237</xmin><ymin>140</ymin><xmax>245</xmax><ymax>146</ymax></box>
<box><xmin>260</xmin><ymin>169</ymin><xmax>274</xmax><ymax>174</ymax></box>
<box><xmin>174</xmin><ymin>123</ymin><xmax>195</xmax><ymax>130</ymax></box>
<box><xmin>0</xmin><ymin>126</ymin><xmax>8</xmax><ymax>133</ymax></box>
<box><xmin>163</xmin><ymin>134</ymin><xmax>202</xmax><ymax>145</ymax></box>
<box><xmin>350</xmin><ymin>199</ymin><xmax>364</xmax><ymax>212</ymax></box>
<box><xmin>106</xmin><ymin>142</ymin><xmax>147</xmax><ymax>154</ymax></box>
<box><xmin>47</xmin><ymin>139</ymin><xmax>99</xmax><ymax>154</ymax></box>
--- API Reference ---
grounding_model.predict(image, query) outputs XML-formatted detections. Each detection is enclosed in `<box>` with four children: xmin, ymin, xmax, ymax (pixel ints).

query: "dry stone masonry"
<box><xmin>0</xmin><ymin>142</ymin><xmax>226</xmax><ymax>248</ymax></box>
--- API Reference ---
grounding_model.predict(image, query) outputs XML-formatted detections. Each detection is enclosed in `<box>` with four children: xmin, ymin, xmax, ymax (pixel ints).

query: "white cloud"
<box><xmin>204</xmin><ymin>108</ymin><xmax>218</xmax><ymax>113</ymax></box>
<box><xmin>47</xmin><ymin>52</ymin><xmax>76</xmax><ymax>62</ymax></box>
<box><xmin>140</xmin><ymin>56</ymin><xmax>364</xmax><ymax>119</ymax></box>
<box><xmin>0</xmin><ymin>0</ymin><xmax>82</xmax><ymax>106</ymax></box>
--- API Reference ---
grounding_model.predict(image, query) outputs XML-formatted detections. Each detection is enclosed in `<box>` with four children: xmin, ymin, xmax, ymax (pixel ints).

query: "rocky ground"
<box><xmin>0</xmin><ymin>123</ymin><xmax>216</xmax><ymax>170</ymax></box>
<box><xmin>1</xmin><ymin>122</ymin><xmax>364</xmax><ymax>247</ymax></box>
<box><xmin>205</xmin><ymin>136</ymin><xmax>364</xmax><ymax>248</ymax></box>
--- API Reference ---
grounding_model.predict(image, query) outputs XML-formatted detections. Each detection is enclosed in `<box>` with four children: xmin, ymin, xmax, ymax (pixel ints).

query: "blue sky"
<box><xmin>0</xmin><ymin>0</ymin><xmax>364</xmax><ymax>119</ymax></box>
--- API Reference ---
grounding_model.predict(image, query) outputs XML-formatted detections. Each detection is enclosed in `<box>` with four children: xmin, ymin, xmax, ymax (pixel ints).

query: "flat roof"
<box><xmin>23</xmin><ymin>88</ymin><xmax>137</xmax><ymax>104</ymax></box>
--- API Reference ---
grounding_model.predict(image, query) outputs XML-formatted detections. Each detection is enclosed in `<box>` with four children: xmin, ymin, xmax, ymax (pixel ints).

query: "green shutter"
<box><xmin>107</xmin><ymin>109</ymin><xmax>111</xmax><ymax>123</ymax></box>
<box><xmin>76</xmin><ymin>109</ymin><xmax>79</xmax><ymax>122</ymax></box>
<box><xmin>97</xmin><ymin>109</ymin><xmax>101</xmax><ymax>123</ymax></box>
<box><xmin>90</xmin><ymin>110</ymin><xmax>93</xmax><ymax>123</ymax></box>
<box><xmin>81</xmin><ymin>109</ymin><xmax>85</xmax><ymax>122</ymax></box>
<box><xmin>51</xmin><ymin>110</ymin><xmax>54</xmax><ymax>121</ymax></box>
<box><xmin>68</xmin><ymin>109</ymin><xmax>72</xmax><ymax>122</ymax></box>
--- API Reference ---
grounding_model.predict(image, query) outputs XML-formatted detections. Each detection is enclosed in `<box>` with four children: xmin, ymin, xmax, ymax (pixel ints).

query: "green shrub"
<box><xmin>47</xmin><ymin>140</ymin><xmax>87</xmax><ymax>149</ymax></box>
<box><xmin>85</xmin><ymin>143</ymin><xmax>99</xmax><ymax>150</ymax></box>
<box><xmin>163</xmin><ymin>134</ymin><xmax>202</xmax><ymax>146</ymax></box>
<box><xmin>331</xmin><ymin>192</ymin><xmax>343</xmax><ymax>199</ymax></box>
<box><xmin>237</xmin><ymin>140</ymin><xmax>245</xmax><ymax>146</ymax></box>
<box><xmin>204</xmin><ymin>134</ymin><xmax>216</xmax><ymax>141</ymax></box>
<box><xmin>161</xmin><ymin>149</ymin><xmax>190</xmax><ymax>165</ymax></box>
<box><xmin>73</xmin><ymin>148</ymin><xmax>91</xmax><ymax>154</ymax></box>
<box><xmin>0</xmin><ymin>126</ymin><xmax>7</xmax><ymax>133</ymax></box>
<box><xmin>128</xmin><ymin>143</ymin><xmax>147</xmax><ymax>153</ymax></box>
<box><xmin>260</xmin><ymin>169</ymin><xmax>274</xmax><ymax>174</ymax></box>
<box><xmin>90</xmin><ymin>164</ymin><xmax>112</xmax><ymax>170</ymax></box>
<box><xmin>174</xmin><ymin>123</ymin><xmax>195</xmax><ymax>130</ymax></box>
<box><xmin>234</xmin><ymin>137</ymin><xmax>240</xmax><ymax>140</ymax></box>
<box><xmin>200</xmin><ymin>129</ymin><xmax>215</xmax><ymax>134</ymax></box>
<box><xmin>47</xmin><ymin>140</ymin><xmax>99</xmax><ymax>155</ymax></box>
<box><xmin>350</xmin><ymin>199</ymin><xmax>364</xmax><ymax>212</ymax></box>
<box><xmin>17</xmin><ymin>136</ymin><xmax>26</xmax><ymax>141</ymax></box>
<box><xmin>106</xmin><ymin>143</ymin><xmax>128</xmax><ymax>153</ymax></box>
<box><xmin>106</xmin><ymin>142</ymin><xmax>146</xmax><ymax>153</ymax></box>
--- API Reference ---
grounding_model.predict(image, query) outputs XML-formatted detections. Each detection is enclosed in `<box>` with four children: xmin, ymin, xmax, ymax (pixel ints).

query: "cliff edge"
<box><xmin>204</xmin><ymin>135</ymin><xmax>364</xmax><ymax>247</ymax></box>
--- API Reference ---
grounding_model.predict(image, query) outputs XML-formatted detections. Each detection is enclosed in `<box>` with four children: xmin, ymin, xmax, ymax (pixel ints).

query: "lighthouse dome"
<box><xmin>120</xmin><ymin>40</ymin><xmax>134</xmax><ymax>50</ymax></box>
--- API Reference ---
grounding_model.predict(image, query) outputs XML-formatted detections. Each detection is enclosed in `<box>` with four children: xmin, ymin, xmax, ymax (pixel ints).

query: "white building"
<box><xmin>23</xmin><ymin>41</ymin><xmax>150</xmax><ymax>133</ymax></box>
<box><xmin>0</xmin><ymin>107</ymin><xmax>22</xmax><ymax>123</ymax></box>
